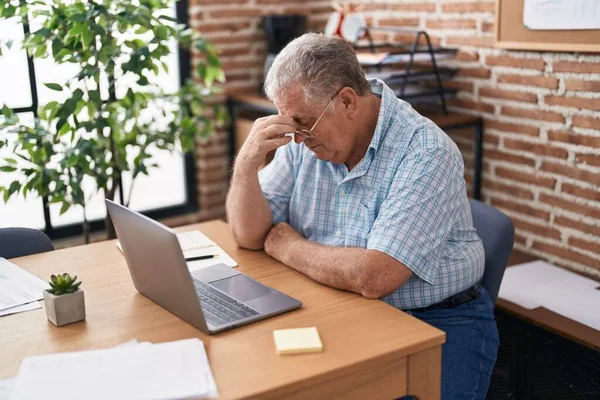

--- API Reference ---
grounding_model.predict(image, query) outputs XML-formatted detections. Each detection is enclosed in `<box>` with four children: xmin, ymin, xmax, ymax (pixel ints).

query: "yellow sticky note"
<box><xmin>273</xmin><ymin>327</ymin><xmax>324</xmax><ymax>355</ymax></box>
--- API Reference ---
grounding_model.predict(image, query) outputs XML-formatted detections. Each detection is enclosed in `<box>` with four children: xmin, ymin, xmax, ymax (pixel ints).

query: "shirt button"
<box><xmin>340</xmin><ymin>190</ymin><xmax>345</xmax><ymax>197</ymax></box>
<box><xmin>335</xmin><ymin>230</ymin><xmax>341</xmax><ymax>237</ymax></box>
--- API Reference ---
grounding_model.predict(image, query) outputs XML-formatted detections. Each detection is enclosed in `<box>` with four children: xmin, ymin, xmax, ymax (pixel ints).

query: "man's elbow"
<box><xmin>356</xmin><ymin>252</ymin><xmax>411</xmax><ymax>299</ymax></box>
<box><xmin>232</xmin><ymin>230</ymin><xmax>266</xmax><ymax>250</ymax></box>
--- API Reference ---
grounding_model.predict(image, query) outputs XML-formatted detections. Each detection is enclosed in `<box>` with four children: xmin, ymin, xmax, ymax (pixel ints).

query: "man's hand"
<box><xmin>236</xmin><ymin>115</ymin><xmax>296</xmax><ymax>171</ymax></box>
<box><xmin>264</xmin><ymin>222</ymin><xmax>303</xmax><ymax>262</ymax></box>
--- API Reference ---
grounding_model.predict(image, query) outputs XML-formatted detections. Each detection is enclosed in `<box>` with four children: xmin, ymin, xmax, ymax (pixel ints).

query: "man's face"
<box><xmin>274</xmin><ymin>86</ymin><xmax>352</xmax><ymax>164</ymax></box>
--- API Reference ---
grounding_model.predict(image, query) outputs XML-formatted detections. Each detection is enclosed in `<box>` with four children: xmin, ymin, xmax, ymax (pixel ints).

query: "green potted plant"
<box><xmin>44</xmin><ymin>273</ymin><xmax>85</xmax><ymax>326</ymax></box>
<box><xmin>0</xmin><ymin>0</ymin><xmax>226</xmax><ymax>243</ymax></box>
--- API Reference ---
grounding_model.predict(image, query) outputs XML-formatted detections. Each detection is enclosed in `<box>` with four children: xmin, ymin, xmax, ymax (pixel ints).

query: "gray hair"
<box><xmin>264</xmin><ymin>33</ymin><xmax>371</xmax><ymax>108</ymax></box>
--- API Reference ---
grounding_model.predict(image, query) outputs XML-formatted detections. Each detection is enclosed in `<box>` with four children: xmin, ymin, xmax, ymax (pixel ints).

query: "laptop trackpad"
<box><xmin>210</xmin><ymin>275</ymin><xmax>272</xmax><ymax>302</ymax></box>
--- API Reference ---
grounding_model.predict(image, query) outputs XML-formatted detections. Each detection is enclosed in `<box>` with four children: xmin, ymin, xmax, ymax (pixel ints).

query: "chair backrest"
<box><xmin>469</xmin><ymin>199</ymin><xmax>515</xmax><ymax>304</ymax></box>
<box><xmin>0</xmin><ymin>228</ymin><xmax>54</xmax><ymax>259</ymax></box>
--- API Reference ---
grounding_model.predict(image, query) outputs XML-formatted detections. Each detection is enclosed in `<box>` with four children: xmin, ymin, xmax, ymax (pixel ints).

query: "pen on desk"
<box><xmin>185</xmin><ymin>254</ymin><xmax>218</xmax><ymax>262</ymax></box>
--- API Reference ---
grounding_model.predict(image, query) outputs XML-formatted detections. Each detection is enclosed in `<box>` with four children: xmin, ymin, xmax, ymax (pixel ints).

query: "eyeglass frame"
<box><xmin>294</xmin><ymin>87</ymin><xmax>343</xmax><ymax>139</ymax></box>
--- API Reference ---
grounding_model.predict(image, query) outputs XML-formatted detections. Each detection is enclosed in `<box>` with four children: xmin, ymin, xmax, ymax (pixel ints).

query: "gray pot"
<box><xmin>43</xmin><ymin>290</ymin><xmax>86</xmax><ymax>327</ymax></box>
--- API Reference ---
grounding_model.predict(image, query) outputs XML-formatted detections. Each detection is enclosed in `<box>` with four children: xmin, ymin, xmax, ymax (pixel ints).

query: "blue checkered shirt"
<box><xmin>258</xmin><ymin>79</ymin><xmax>484</xmax><ymax>309</ymax></box>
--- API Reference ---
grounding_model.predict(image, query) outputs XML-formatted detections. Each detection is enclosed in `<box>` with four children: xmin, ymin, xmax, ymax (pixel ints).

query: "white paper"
<box><xmin>117</xmin><ymin>230</ymin><xmax>238</xmax><ymax>271</ymax></box>
<box><xmin>528</xmin><ymin>281</ymin><xmax>600</xmax><ymax>331</ymax></box>
<box><xmin>0</xmin><ymin>258</ymin><xmax>50</xmax><ymax>311</ymax></box>
<box><xmin>524</xmin><ymin>0</ymin><xmax>600</xmax><ymax>30</ymax></box>
<box><xmin>0</xmin><ymin>379</ymin><xmax>14</xmax><ymax>400</ymax></box>
<box><xmin>499</xmin><ymin>260</ymin><xmax>600</xmax><ymax>330</ymax></box>
<box><xmin>0</xmin><ymin>301</ymin><xmax>41</xmax><ymax>317</ymax></box>
<box><xmin>9</xmin><ymin>338</ymin><xmax>218</xmax><ymax>400</ymax></box>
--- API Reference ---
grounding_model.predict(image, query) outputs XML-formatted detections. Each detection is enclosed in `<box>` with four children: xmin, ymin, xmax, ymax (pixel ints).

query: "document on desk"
<box><xmin>116</xmin><ymin>230</ymin><xmax>238</xmax><ymax>271</ymax></box>
<box><xmin>499</xmin><ymin>260</ymin><xmax>600</xmax><ymax>330</ymax></box>
<box><xmin>0</xmin><ymin>301</ymin><xmax>41</xmax><ymax>317</ymax></box>
<box><xmin>0</xmin><ymin>258</ymin><xmax>49</xmax><ymax>312</ymax></box>
<box><xmin>9</xmin><ymin>338</ymin><xmax>218</xmax><ymax>400</ymax></box>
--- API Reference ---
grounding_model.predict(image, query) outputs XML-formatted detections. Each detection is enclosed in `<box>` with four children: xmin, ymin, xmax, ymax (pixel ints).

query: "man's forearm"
<box><xmin>226</xmin><ymin>165</ymin><xmax>273</xmax><ymax>250</ymax></box>
<box><xmin>265</xmin><ymin>225</ymin><xmax>412</xmax><ymax>298</ymax></box>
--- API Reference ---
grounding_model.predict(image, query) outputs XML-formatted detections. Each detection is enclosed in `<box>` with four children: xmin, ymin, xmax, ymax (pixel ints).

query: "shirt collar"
<box><xmin>367</xmin><ymin>78</ymin><xmax>397</xmax><ymax>154</ymax></box>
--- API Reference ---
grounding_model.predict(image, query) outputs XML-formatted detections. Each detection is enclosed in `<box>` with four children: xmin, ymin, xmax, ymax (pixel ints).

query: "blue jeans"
<box><xmin>406</xmin><ymin>287</ymin><xmax>499</xmax><ymax>400</ymax></box>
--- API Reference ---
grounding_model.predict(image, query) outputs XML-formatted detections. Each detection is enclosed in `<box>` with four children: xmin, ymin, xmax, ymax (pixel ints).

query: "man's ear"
<box><xmin>339</xmin><ymin>87</ymin><xmax>359</xmax><ymax>119</ymax></box>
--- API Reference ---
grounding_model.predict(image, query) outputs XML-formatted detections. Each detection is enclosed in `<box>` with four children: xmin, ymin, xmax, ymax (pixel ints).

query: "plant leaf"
<box><xmin>44</xmin><ymin>83</ymin><xmax>62</xmax><ymax>91</ymax></box>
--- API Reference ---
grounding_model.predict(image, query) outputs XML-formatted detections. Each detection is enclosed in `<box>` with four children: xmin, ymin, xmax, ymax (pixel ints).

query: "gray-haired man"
<box><xmin>227</xmin><ymin>33</ymin><xmax>498</xmax><ymax>399</ymax></box>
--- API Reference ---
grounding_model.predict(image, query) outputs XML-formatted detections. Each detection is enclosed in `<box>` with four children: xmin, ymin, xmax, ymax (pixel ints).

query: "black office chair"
<box><xmin>469</xmin><ymin>199</ymin><xmax>515</xmax><ymax>304</ymax></box>
<box><xmin>0</xmin><ymin>227</ymin><xmax>54</xmax><ymax>259</ymax></box>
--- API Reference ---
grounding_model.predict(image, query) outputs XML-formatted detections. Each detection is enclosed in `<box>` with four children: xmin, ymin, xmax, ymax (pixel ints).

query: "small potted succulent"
<box><xmin>43</xmin><ymin>273</ymin><xmax>85</xmax><ymax>327</ymax></box>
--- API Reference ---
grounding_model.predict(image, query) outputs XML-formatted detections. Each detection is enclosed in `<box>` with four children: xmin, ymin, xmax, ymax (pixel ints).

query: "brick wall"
<box><xmin>189</xmin><ymin>0</ymin><xmax>600</xmax><ymax>277</ymax></box>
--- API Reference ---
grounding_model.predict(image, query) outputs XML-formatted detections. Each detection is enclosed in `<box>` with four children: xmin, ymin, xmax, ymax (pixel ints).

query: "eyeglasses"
<box><xmin>294</xmin><ymin>87</ymin><xmax>343</xmax><ymax>139</ymax></box>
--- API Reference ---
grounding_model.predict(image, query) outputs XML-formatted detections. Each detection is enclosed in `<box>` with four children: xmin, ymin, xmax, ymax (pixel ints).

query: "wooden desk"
<box><xmin>489</xmin><ymin>251</ymin><xmax>600</xmax><ymax>399</ymax></box>
<box><xmin>227</xmin><ymin>91</ymin><xmax>484</xmax><ymax>200</ymax></box>
<box><xmin>0</xmin><ymin>220</ymin><xmax>445</xmax><ymax>400</ymax></box>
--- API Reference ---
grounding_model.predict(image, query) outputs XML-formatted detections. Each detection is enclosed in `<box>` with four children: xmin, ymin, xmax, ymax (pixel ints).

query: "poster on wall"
<box><xmin>523</xmin><ymin>0</ymin><xmax>600</xmax><ymax>30</ymax></box>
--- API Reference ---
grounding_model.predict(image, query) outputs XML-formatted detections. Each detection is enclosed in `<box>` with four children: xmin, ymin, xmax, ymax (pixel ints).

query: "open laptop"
<box><xmin>105</xmin><ymin>200</ymin><xmax>302</xmax><ymax>334</ymax></box>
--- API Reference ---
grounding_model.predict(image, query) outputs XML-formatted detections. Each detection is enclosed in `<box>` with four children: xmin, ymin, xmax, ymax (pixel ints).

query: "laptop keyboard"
<box><xmin>193</xmin><ymin>279</ymin><xmax>259</xmax><ymax>326</ymax></box>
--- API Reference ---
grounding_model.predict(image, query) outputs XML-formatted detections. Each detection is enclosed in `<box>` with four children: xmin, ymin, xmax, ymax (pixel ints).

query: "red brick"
<box><xmin>378</xmin><ymin>18</ymin><xmax>420</xmax><ymax>27</ymax></box>
<box><xmin>562</xmin><ymin>183</ymin><xmax>600</xmax><ymax>202</ymax></box>
<box><xmin>447</xmin><ymin>98</ymin><xmax>495</xmax><ymax>113</ymax></box>
<box><xmin>565</xmin><ymin>80</ymin><xmax>600</xmax><ymax>92</ymax></box>
<box><xmin>489</xmin><ymin>197</ymin><xmax>550</xmax><ymax>221</ymax></box>
<box><xmin>220</xmin><ymin>58</ymin><xmax>263</xmax><ymax>70</ymax></box>
<box><xmin>484</xmin><ymin>120</ymin><xmax>539</xmax><ymax>136</ymax></box>
<box><xmin>545</xmin><ymin>96</ymin><xmax>600</xmax><ymax>112</ymax></box>
<box><xmin>513</xmin><ymin>217</ymin><xmax>562</xmax><ymax>240</ymax></box>
<box><xmin>572</xmin><ymin>115</ymin><xmax>600</xmax><ymax>130</ymax></box>
<box><xmin>514</xmin><ymin>233</ymin><xmax>527</xmax><ymax>246</ymax></box>
<box><xmin>497</xmin><ymin>74</ymin><xmax>559</xmax><ymax>89</ymax></box>
<box><xmin>547</xmin><ymin>130</ymin><xmax>600</xmax><ymax>147</ymax></box>
<box><xmin>485</xmin><ymin>181</ymin><xmax>534</xmax><ymax>200</ymax></box>
<box><xmin>208</xmin><ymin>9</ymin><xmax>263</xmax><ymax>18</ymax></box>
<box><xmin>577</xmin><ymin>154</ymin><xmax>600</xmax><ymax>168</ymax></box>
<box><xmin>455</xmin><ymin>51</ymin><xmax>479</xmax><ymax>61</ymax></box>
<box><xmin>208</xmin><ymin>33</ymin><xmax>264</xmax><ymax>45</ymax></box>
<box><xmin>486</xmin><ymin>149</ymin><xmax>536</xmax><ymax>167</ymax></box>
<box><xmin>496</xmin><ymin>167</ymin><xmax>557</xmax><ymax>188</ymax></box>
<box><xmin>532</xmin><ymin>241</ymin><xmax>600</xmax><ymax>269</ymax></box>
<box><xmin>501</xmin><ymin>106</ymin><xmax>565</xmax><ymax>123</ymax></box>
<box><xmin>481</xmin><ymin>21</ymin><xmax>494</xmax><ymax>33</ymax></box>
<box><xmin>555</xmin><ymin>215</ymin><xmax>600</xmax><ymax>238</ymax></box>
<box><xmin>553</xmin><ymin>61</ymin><xmax>600</xmax><ymax>74</ymax></box>
<box><xmin>485</xmin><ymin>56</ymin><xmax>545</xmax><ymax>71</ymax></box>
<box><xmin>540</xmin><ymin>193</ymin><xmax>600</xmax><ymax>219</ymax></box>
<box><xmin>503</xmin><ymin>138</ymin><xmax>568</xmax><ymax>159</ymax></box>
<box><xmin>442</xmin><ymin>2</ymin><xmax>495</xmax><ymax>12</ymax></box>
<box><xmin>457</xmin><ymin>67</ymin><xmax>491</xmax><ymax>78</ymax></box>
<box><xmin>389</xmin><ymin>3</ymin><xmax>436</xmax><ymax>11</ymax></box>
<box><xmin>479</xmin><ymin>87</ymin><xmax>537</xmax><ymax>103</ymax></box>
<box><xmin>191</xmin><ymin>0</ymin><xmax>246</xmax><ymax>3</ymax></box>
<box><xmin>426</xmin><ymin>19</ymin><xmax>477</xmax><ymax>29</ymax></box>
<box><xmin>441</xmin><ymin>80</ymin><xmax>475</xmax><ymax>92</ymax></box>
<box><xmin>197</xmin><ymin>21</ymin><xmax>251</xmax><ymax>33</ymax></box>
<box><xmin>568</xmin><ymin>238</ymin><xmax>600</xmax><ymax>254</ymax></box>
<box><xmin>542</xmin><ymin>161</ymin><xmax>600</xmax><ymax>184</ymax></box>
<box><xmin>446</xmin><ymin>36</ymin><xmax>495</xmax><ymax>47</ymax></box>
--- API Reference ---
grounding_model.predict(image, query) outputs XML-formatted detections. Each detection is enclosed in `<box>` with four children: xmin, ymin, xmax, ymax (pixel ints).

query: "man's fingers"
<box><xmin>262</xmin><ymin>123</ymin><xmax>297</xmax><ymax>138</ymax></box>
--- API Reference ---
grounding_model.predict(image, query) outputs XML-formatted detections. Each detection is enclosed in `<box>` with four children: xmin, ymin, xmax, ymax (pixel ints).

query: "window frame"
<box><xmin>4</xmin><ymin>0</ymin><xmax>198</xmax><ymax>240</ymax></box>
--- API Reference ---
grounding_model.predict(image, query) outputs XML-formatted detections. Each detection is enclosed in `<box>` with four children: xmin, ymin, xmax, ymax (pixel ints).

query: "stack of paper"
<box><xmin>0</xmin><ymin>258</ymin><xmax>48</xmax><ymax>317</ymax></box>
<box><xmin>117</xmin><ymin>230</ymin><xmax>238</xmax><ymax>272</ymax></box>
<box><xmin>8</xmin><ymin>338</ymin><xmax>218</xmax><ymax>400</ymax></box>
<box><xmin>499</xmin><ymin>260</ymin><xmax>600</xmax><ymax>331</ymax></box>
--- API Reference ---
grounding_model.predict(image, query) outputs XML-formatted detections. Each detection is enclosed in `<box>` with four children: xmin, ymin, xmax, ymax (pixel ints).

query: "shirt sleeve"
<box><xmin>258</xmin><ymin>143</ymin><xmax>297</xmax><ymax>225</ymax></box>
<box><xmin>367</xmin><ymin>147</ymin><xmax>464</xmax><ymax>285</ymax></box>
